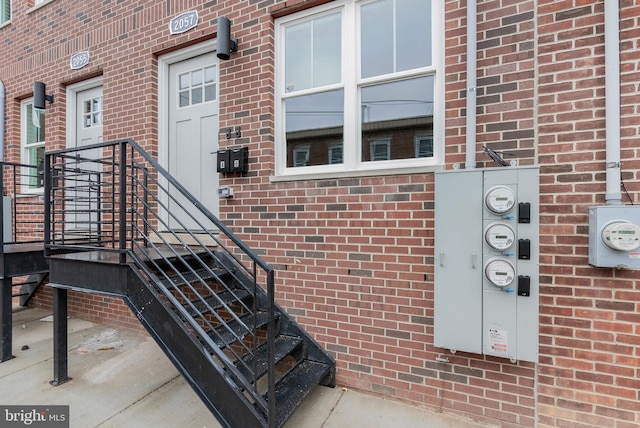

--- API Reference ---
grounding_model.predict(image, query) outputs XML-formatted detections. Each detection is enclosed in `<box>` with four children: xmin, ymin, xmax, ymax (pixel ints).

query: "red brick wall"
<box><xmin>537</xmin><ymin>2</ymin><xmax>640</xmax><ymax>427</ymax></box>
<box><xmin>1</xmin><ymin>1</ymin><xmax>639</xmax><ymax>427</ymax></box>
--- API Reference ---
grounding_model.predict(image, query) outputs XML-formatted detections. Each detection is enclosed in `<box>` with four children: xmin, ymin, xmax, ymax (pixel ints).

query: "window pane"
<box><xmin>26</xmin><ymin>105</ymin><xmax>45</xmax><ymax>144</ymax></box>
<box><xmin>28</xmin><ymin>146</ymin><xmax>45</xmax><ymax>189</ymax></box>
<box><xmin>179</xmin><ymin>90</ymin><xmax>189</xmax><ymax>107</ymax></box>
<box><xmin>361</xmin><ymin>0</ymin><xmax>393</xmax><ymax>78</ymax></box>
<box><xmin>192</xmin><ymin>69</ymin><xmax>203</xmax><ymax>86</ymax></box>
<box><xmin>204</xmin><ymin>66</ymin><xmax>216</xmax><ymax>83</ymax></box>
<box><xmin>313</xmin><ymin>14</ymin><xmax>341</xmax><ymax>88</ymax></box>
<box><xmin>179</xmin><ymin>73</ymin><xmax>189</xmax><ymax>90</ymax></box>
<box><xmin>204</xmin><ymin>84</ymin><xmax>216</xmax><ymax>102</ymax></box>
<box><xmin>361</xmin><ymin>0</ymin><xmax>431</xmax><ymax>78</ymax></box>
<box><xmin>397</xmin><ymin>0</ymin><xmax>431</xmax><ymax>71</ymax></box>
<box><xmin>191</xmin><ymin>87</ymin><xmax>203</xmax><ymax>104</ymax></box>
<box><xmin>285</xmin><ymin>12</ymin><xmax>341</xmax><ymax>92</ymax></box>
<box><xmin>285</xmin><ymin>89</ymin><xmax>344</xmax><ymax>167</ymax></box>
<box><xmin>361</xmin><ymin>76</ymin><xmax>433</xmax><ymax>162</ymax></box>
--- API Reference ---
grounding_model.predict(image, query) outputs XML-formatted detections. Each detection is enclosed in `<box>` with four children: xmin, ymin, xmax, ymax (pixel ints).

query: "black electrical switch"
<box><xmin>517</xmin><ymin>276</ymin><xmax>531</xmax><ymax>297</ymax></box>
<box><xmin>518</xmin><ymin>202</ymin><xmax>531</xmax><ymax>223</ymax></box>
<box><xmin>518</xmin><ymin>239</ymin><xmax>531</xmax><ymax>260</ymax></box>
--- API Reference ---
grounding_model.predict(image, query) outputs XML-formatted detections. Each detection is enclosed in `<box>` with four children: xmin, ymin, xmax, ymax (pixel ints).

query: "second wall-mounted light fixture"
<box><xmin>216</xmin><ymin>17</ymin><xmax>238</xmax><ymax>60</ymax></box>
<box><xmin>33</xmin><ymin>81</ymin><xmax>54</xmax><ymax>110</ymax></box>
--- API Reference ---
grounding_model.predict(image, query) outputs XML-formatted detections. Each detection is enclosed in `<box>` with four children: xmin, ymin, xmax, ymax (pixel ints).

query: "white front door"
<box><xmin>67</xmin><ymin>82</ymin><xmax>103</xmax><ymax>232</ymax></box>
<box><xmin>166</xmin><ymin>51</ymin><xmax>219</xmax><ymax>230</ymax></box>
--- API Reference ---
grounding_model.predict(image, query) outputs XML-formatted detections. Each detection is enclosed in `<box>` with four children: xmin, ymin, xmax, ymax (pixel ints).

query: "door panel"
<box><xmin>167</xmin><ymin>52</ymin><xmax>219</xmax><ymax>230</ymax></box>
<box><xmin>68</xmin><ymin>85</ymin><xmax>103</xmax><ymax>233</ymax></box>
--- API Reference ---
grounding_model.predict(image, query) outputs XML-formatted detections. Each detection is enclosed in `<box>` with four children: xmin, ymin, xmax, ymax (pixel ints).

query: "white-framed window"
<box><xmin>275</xmin><ymin>0</ymin><xmax>443</xmax><ymax>178</ymax></box>
<box><xmin>20</xmin><ymin>99</ymin><xmax>45</xmax><ymax>191</ymax></box>
<box><xmin>293</xmin><ymin>145</ymin><xmax>310</xmax><ymax>167</ymax></box>
<box><xmin>82</xmin><ymin>96</ymin><xmax>103</xmax><ymax>128</ymax></box>
<box><xmin>370</xmin><ymin>139</ymin><xmax>390</xmax><ymax>161</ymax></box>
<box><xmin>1</xmin><ymin>0</ymin><xmax>11</xmax><ymax>25</ymax></box>
<box><xmin>328</xmin><ymin>142</ymin><xmax>343</xmax><ymax>164</ymax></box>
<box><xmin>178</xmin><ymin>65</ymin><xmax>217</xmax><ymax>108</ymax></box>
<box><xmin>415</xmin><ymin>134</ymin><xmax>434</xmax><ymax>158</ymax></box>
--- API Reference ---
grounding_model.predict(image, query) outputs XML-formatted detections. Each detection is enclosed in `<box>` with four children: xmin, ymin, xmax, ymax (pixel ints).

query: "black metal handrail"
<box><xmin>0</xmin><ymin>161</ymin><xmax>46</xmax><ymax>247</ymax></box>
<box><xmin>44</xmin><ymin>139</ymin><xmax>276</xmax><ymax>425</ymax></box>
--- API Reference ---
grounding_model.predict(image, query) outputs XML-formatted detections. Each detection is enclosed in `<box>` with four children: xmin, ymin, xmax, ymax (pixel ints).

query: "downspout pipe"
<box><xmin>604</xmin><ymin>1</ymin><xmax>621</xmax><ymax>205</ymax></box>
<box><xmin>465</xmin><ymin>0</ymin><xmax>477</xmax><ymax>169</ymax></box>
<box><xmin>0</xmin><ymin>79</ymin><xmax>4</xmax><ymax>162</ymax></box>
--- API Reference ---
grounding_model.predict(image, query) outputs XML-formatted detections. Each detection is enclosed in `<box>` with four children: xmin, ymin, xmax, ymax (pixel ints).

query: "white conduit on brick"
<box><xmin>465</xmin><ymin>0</ymin><xmax>477</xmax><ymax>169</ymax></box>
<box><xmin>0</xmin><ymin>79</ymin><xmax>4</xmax><ymax>162</ymax></box>
<box><xmin>604</xmin><ymin>1</ymin><xmax>622</xmax><ymax>205</ymax></box>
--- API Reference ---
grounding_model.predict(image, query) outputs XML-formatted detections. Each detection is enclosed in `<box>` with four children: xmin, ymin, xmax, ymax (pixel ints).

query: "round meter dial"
<box><xmin>485</xmin><ymin>186</ymin><xmax>516</xmax><ymax>214</ymax></box>
<box><xmin>485</xmin><ymin>223</ymin><xmax>515</xmax><ymax>251</ymax></box>
<box><xmin>485</xmin><ymin>258</ymin><xmax>515</xmax><ymax>288</ymax></box>
<box><xmin>601</xmin><ymin>221</ymin><xmax>640</xmax><ymax>251</ymax></box>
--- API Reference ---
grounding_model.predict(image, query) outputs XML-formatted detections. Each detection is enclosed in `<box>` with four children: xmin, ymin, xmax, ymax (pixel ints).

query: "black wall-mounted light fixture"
<box><xmin>216</xmin><ymin>17</ymin><xmax>238</xmax><ymax>60</ymax></box>
<box><xmin>33</xmin><ymin>81</ymin><xmax>54</xmax><ymax>110</ymax></box>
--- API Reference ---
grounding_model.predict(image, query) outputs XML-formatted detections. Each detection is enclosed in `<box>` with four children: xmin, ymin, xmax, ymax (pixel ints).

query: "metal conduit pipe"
<box><xmin>604</xmin><ymin>1</ymin><xmax>622</xmax><ymax>205</ymax></box>
<box><xmin>465</xmin><ymin>0</ymin><xmax>477</xmax><ymax>169</ymax></box>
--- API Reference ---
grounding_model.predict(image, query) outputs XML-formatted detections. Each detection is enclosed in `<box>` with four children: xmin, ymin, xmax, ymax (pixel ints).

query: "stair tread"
<box><xmin>235</xmin><ymin>334</ymin><xmax>303</xmax><ymax>381</ymax></box>
<box><xmin>208</xmin><ymin>311</ymin><xmax>274</xmax><ymax>348</ymax></box>
<box><xmin>160</xmin><ymin>266</ymin><xmax>228</xmax><ymax>288</ymax></box>
<box><xmin>184</xmin><ymin>289</ymin><xmax>251</xmax><ymax>317</ymax></box>
<box><xmin>269</xmin><ymin>359</ymin><xmax>332</xmax><ymax>427</ymax></box>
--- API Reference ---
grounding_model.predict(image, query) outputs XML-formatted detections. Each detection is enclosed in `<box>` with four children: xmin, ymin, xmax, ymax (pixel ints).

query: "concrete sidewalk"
<box><xmin>0</xmin><ymin>306</ymin><xmax>493</xmax><ymax>428</ymax></box>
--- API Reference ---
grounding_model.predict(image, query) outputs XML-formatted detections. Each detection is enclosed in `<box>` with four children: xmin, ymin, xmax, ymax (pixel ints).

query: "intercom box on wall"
<box><xmin>217</xmin><ymin>147</ymin><xmax>248</xmax><ymax>174</ymax></box>
<box><xmin>433</xmin><ymin>166</ymin><xmax>539</xmax><ymax>363</ymax></box>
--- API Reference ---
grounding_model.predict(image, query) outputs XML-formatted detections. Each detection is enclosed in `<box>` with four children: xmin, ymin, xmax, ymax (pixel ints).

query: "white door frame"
<box><xmin>65</xmin><ymin>76</ymin><xmax>103</xmax><ymax>149</ymax></box>
<box><xmin>158</xmin><ymin>39</ymin><xmax>217</xmax><ymax>171</ymax></box>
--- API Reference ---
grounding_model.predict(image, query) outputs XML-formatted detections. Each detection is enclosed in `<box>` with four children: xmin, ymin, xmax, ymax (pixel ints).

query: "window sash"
<box><xmin>275</xmin><ymin>0</ymin><xmax>443</xmax><ymax>177</ymax></box>
<box><xmin>21</xmin><ymin>101</ymin><xmax>45</xmax><ymax>191</ymax></box>
<box><xmin>1</xmin><ymin>0</ymin><xmax>10</xmax><ymax>24</ymax></box>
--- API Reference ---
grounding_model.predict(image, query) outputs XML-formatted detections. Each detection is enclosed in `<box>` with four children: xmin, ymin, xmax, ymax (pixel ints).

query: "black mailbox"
<box><xmin>217</xmin><ymin>149</ymin><xmax>230</xmax><ymax>173</ymax></box>
<box><xmin>229</xmin><ymin>147</ymin><xmax>248</xmax><ymax>173</ymax></box>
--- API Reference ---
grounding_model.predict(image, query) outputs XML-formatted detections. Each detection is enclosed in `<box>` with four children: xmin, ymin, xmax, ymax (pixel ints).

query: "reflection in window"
<box><xmin>285</xmin><ymin>90</ymin><xmax>344</xmax><ymax>167</ymax></box>
<box><xmin>178</xmin><ymin>65</ymin><xmax>217</xmax><ymax>107</ymax></box>
<box><xmin>361</xmin><ymin>76</ymin><xmax>434</xmax><ymax>162</ymax></box>
<box><xmin>370</xmin><ymin>140</ymin><xmax>390</xmax><ymax>161</ymax></box>
<box><xmin>415</xmin><ymin>135</ymin><xmax>433</xmax><ymax>158</ymax></box>
<box><xmin>293</xmin><ymin>146</ymin><xmax>310</xmax><ymax>167</ymax></box>
<box><xmin>328</xmin><ymin>143</ymin><xmax>343</xmax><ymax>164</ymax></box>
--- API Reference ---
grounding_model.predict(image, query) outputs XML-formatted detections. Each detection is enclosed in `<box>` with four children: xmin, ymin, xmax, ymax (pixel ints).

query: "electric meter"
<box><xmin>601</xmin><ymin>221</ymin><xmax>640</xmax><ymax>252</ymax></box>
<box><xmin>485</xmin><ymin>258</ymin><xmax>515</xmax><ymax>288</ymax></box>
<box><xmin>485</xmin><ymin>186</ymin><xmax>515</xmax><ymax>214</ymax></box>
<box><xmin>485</xmin><ymin>223</ymin><xmax>515</xmax><ymax>251</ymax></box>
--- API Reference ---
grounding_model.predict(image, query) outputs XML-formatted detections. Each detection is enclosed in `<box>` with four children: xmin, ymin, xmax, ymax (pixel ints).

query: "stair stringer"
<box><xmin>123</xmin><ymin>266</ymin><xmax>268</xmax><ymax>428</ymax></box>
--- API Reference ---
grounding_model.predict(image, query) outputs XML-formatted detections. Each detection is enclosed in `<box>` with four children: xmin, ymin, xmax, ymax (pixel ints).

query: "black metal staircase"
<box><xmin>43</xmin><ymin>139</ymin><xmax>335</xmax><ymax>428</ymax></box>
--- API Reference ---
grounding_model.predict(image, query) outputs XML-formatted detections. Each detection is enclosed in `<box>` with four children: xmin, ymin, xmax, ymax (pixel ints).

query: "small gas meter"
<box><xmin>485</xmin><ymin>186</ymin><xmax>516</xmax><ymax>214</ymax></box>
<box><xmin>484</xmin><ymin>258</ymin><xmax>515</xmax><ymax>288</ymax></box>
<box><xmin>485</xmin><ymin>223</ymin><xmax>515</xmax><ymax>251</ymax></box>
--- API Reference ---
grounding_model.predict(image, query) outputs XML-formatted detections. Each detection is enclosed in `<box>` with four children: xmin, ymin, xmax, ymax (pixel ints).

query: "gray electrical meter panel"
<box><xmin>434</xmin><ymin>166</ymin><xmax>539</xmax><ymax>363</ymax></box>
